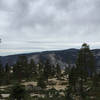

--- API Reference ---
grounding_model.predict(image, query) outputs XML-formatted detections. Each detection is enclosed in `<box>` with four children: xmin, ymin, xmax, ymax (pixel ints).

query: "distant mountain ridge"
<box><xmin>0</xmin><ymin>49</ymin><xmax>100</xmax><ymax>70</ymax></box>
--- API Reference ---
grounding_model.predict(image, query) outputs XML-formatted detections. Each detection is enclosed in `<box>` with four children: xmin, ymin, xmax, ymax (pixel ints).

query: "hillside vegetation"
<box><xmin>0</xmin><ymin>43</ymin><xmax>100</xmax><ymax>100</ymax></box>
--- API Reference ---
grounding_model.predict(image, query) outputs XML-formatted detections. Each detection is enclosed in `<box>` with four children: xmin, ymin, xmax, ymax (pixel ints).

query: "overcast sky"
<box><xmin>0</xmin><ymin>0</ymin><xmax>100</xmax><ymax>56</ymax></box>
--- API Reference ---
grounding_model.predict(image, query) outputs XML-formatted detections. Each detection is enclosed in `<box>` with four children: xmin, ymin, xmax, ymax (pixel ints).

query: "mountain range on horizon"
<box><xmin>0</xmin><ymin>48</ymin><xmax>100</xmax><ymax>72</ymax></box>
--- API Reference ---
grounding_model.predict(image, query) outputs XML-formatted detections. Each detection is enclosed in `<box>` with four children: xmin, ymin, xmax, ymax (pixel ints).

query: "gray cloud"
<box><xmin>0</xmin><ymin>0</ymin><xmax>100</xmax><ymax>55</ymax></box>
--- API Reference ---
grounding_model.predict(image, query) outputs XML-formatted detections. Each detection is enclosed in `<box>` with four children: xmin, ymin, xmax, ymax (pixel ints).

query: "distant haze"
<box><xmin>0</xmin><ymin>0</ymin><xmax>100</xmax><ymax>56</ymax></box>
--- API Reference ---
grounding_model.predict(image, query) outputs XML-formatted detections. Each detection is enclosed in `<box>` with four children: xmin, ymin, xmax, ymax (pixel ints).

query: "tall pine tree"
<box><xmin>13</xmin><ymin>56</ymin><xmax>28</xmax><ymax>81</ymax></box>
<box><xmin>76</xmin><ymin>43</ymin><xmax>95</xmax><ymax>95</ymax></box>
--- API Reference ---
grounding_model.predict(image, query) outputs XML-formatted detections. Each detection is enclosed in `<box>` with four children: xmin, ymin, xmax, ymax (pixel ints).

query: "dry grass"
<box><xmin>0</xmin><ymin>76</ymin><xmax>68</xmax><ymax>98</ymax></box>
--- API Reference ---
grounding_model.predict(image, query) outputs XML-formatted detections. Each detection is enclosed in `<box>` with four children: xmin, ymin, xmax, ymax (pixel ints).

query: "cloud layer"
<box><xmin>0</xmin><ymin>0</ymin><xmax>100</xmax><ymax>55</ymax></box>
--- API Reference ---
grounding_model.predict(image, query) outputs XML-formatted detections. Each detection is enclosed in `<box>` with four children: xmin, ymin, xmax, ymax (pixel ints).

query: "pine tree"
<box><xmin>0</xmin><ymin>61</ymin><xmax>3</xmax><ymax>73</ymax></box>
<box><xmin>37</xmin><ymin>62</ymin><xmax>44</xmax><ymax>75</ymax></box>
<box><xmin>5</xmin><ymin>63</ymin><xmax>11</xmax><ymax>84</ymax></box>
<box><xmin>69</xmin><ymin>67</ymin><xmax>77</xmax><ymax>92</ymax></box>
<box><xmin>5</xmin><ymin>63</ymin><xmax>10</xmax><ymax>73</ymax></box>
<box><xmin>76</xmin><ymin>43</ymin><xmax>95</xmax><ymax>78</ymax></box>
<box><xmin>29</xmin><ymin>59</ymin><xmax>37</xmax><ymax>75</ymax></box>
<box><xmin>0</xmin><ymin>61</ymin><xmax>3</xmax><ymax>85</ymax></box>
<box><xmin>44</xmin><ymin>59</ymin><xmax>52</xmax><ymax>81</ymax></box>
<box><xmin>25</xmin><ymin>59</ymin><xmax>36</xmax><ymax>80</ymax></box>
<box><xmin>37</xmin><ymin>73</ymin><xmax>46</xmax><ymax>89</ymax></box>
<box><xmin>76</xmin><ymin>43</ymin><xmax>95</xmax><ymax>95</ymax></box>
<box><xmin>51</xmin><ymin>65</ymin><xmax>56</xmax><ymax>77</ymax></box>
<box><xmin>13</xmin><ymin>62</ymin><xmax>22</xmax><ymax>81</ymax></box>
<box><xmin>56</xmin><ymin>64</ymin><xmax>61</xmax><ymax>79</ymax></box>
<box><xmin>13</xmin><ymin>56</ymin><xmax>28</xmax><ymax>81</ymax></box>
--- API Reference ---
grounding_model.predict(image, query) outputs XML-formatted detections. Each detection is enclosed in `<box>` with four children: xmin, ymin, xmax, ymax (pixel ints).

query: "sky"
<box><xmin>0</xmin><ymin>0</ymin><xmax>100</xmax><ymax>56</ymax></box>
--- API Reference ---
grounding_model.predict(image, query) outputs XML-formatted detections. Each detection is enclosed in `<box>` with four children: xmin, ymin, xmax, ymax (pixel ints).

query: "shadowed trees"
<box><xmin>0</xmin><ymin>60</ymin><xmax>4</xmax><ymax>85</ymax></box>
<box><xmin>13</xmin><ymin>56</ymin><xmax>29</xmax><ymax>81</ymax></box>
<box><xmin>76</xmin><ymin>43</ymin><xmax>95</xmax><ymax>77</ymax></box>
<box><xmin>9</xmin><ymin>84</ymin><xmax>31</xmax><ymax>100</ymax></box>
<box><xmin>56</xmin><ymin>64</ymin><xmax>61</xmax><ymax>79</ymax></box>
<box><xmin>66</xmin><ymin>43</ymin><xmax>96</xmax><ymax>99</ymax></box>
